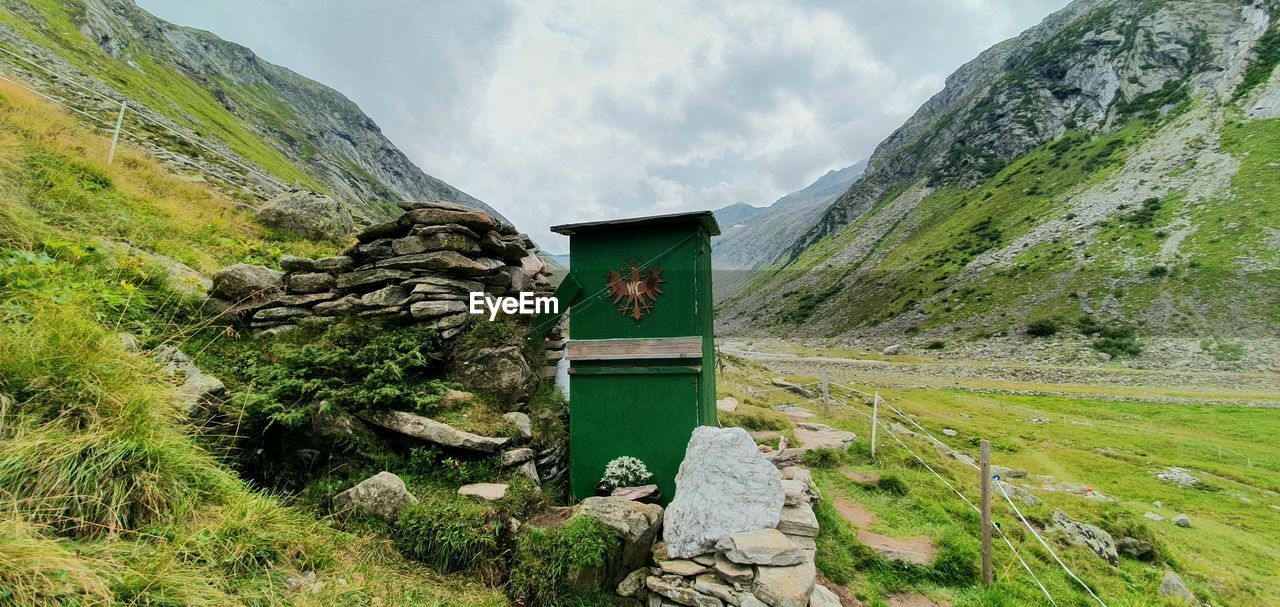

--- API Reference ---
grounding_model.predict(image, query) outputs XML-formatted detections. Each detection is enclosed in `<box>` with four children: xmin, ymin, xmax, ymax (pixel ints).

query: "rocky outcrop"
<box><xmin>205</xmin><ymin>201</ymin><xmax>555</xmax><ymax>338</ymax></box>
<box><xmin>332</xmin><ymin>471</ymin><xmax>418</xmax><ymax>523</ymax></box>
<box><xmin>1051</xmin><ymin>509</ymin><xmax>1118</xmax><ymax>565</ymax></box>
<box><xmin>255</xmin><ymin>190</ymin><xmax>354</xmax><ymax>241</ymax></box>
<box><xmin>448</xmin><ymin>345</ymin><xmax>539</xmax><ymax>408</ymax></box>
<box><xmin>664</xmin><ymin>427</ymin><xmax>785</xmax><ymax>558</ymax></box>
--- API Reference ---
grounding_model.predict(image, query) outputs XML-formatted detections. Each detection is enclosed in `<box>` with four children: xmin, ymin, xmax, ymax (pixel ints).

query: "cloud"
<box><xmin>139</xmin><ymin>0</ymin><xmax>1069</xmax><ymax>252</ymax></box>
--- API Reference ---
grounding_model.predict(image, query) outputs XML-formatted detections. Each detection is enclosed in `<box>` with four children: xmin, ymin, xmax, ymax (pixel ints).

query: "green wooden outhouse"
<box><xmin>542</xmin><ymin>211</ymin><xmax>720</xmax><ymax>503</ymax></box>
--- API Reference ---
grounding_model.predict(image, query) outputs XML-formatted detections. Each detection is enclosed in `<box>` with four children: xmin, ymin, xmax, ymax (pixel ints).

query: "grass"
<box><xmin>796</xmin><ymin>381</ymin><xmax>1280</xmax><ymax>606</ymax></box>
<box><xmin>720</xmin><ymin>338</ymin><xmax>1280</xmax><ymax>605</ymax></box>
<box><xmin>0</xmin><ymin>77</ymin><xmax>504</xmax><ymax>605</ymax></box>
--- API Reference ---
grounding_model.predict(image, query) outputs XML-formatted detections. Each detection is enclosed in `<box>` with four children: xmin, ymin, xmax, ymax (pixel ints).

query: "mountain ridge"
<box><xmin>718</xmin><ymin>0</ymin><xmax>1280</xmax><ymax>344</ymax></box>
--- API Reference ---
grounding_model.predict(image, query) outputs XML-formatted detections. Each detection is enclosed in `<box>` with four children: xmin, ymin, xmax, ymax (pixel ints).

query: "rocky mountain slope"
<box><xmin>0</xmin><ymin>0</ymin><xmax>500</xmax><ymax>221</ymax></box>
<box><xmin>718</xmin><ymin>0</ymin><xmax>1280</xmax><ymax>344</ymax></box>
<box><xmin>711</xmin><ymin>160</ymin><xmax>865</xmax><ymax>301</ymax></box>
<box><xmin>713</xmin><ymin>160</ymin><xmax>866</xmax><ymax>272</ymax></box>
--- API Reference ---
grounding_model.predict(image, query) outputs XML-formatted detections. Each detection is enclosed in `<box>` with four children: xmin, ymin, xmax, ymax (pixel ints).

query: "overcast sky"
<box><xmin>139</xmin><ymin>0</ymin><xmax>1068</xmax><ymax>252</ymax></box>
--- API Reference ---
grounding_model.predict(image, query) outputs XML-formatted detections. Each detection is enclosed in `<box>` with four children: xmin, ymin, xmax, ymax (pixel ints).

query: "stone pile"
<box><xmin>206</xmin><ymin>200</ymin><xmax>555</xmax><ymax>338</ymax></box>
<box><xmin>615</xmin><ymin>427</ymin><xmax>836</xmax><ymax>607</ymax></box>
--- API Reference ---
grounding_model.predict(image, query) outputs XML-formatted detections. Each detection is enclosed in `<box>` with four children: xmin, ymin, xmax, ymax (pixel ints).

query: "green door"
<box><xmin>570</xmin><ymin>365</ymin><xmax>703</xmax><ymax>501</ymax></box>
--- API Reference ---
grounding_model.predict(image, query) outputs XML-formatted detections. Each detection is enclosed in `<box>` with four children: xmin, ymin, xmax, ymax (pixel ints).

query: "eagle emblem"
<box><xmin>606</xmin><ymin>263</ymin><xmax>665</xmax><ymax>320</ymax></box>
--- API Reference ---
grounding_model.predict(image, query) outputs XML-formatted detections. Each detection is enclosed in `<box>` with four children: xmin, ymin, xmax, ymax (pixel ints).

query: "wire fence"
<box><xmin>0</xmin><ymin>43</ymin><xmax>288</xmax><ymax>199</ymax></box>
<box><xmin>755</xmin><ymin>375</ymin><xmax>1112</xmax><ymax>606</ymax></box>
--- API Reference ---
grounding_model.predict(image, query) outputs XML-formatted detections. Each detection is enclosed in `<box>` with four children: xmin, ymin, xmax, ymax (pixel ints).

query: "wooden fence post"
<box><xmin>821</xmin><ymin>369</ymin><xmax>830</xmax><ymax>415</ymax></box>
<box><xmin>980</xmin><ymin>439</ymin><xmax>993</xmax><ymax>588</ymax></box>
<box><xmin>107</xmin><ymin>100</ymin><xmax>126</xmax><ymax>164</ymax></box>
<box><xmin>870</xmin><ymin>392</ymin><xmax>879</xmax><ymax>458</ymax></box>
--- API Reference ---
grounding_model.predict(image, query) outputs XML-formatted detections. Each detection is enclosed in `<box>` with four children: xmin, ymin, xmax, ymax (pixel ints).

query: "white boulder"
<box><xmin>664</xmin><ymin>427</ymin><xmax>785</xmax><ymax>558</ymax></box>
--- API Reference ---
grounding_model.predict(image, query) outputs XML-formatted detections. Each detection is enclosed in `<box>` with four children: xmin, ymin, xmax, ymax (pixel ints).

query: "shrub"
<box><xmin>599</xmin><ymin>456</ymin><xmax>653</xmax><ymax>491</ymax></box>
<box><xmin>925</xmin><ymin>340</ymin><xmax>946</xmax><ymax>350</ymax></box>
<box><xmin>720</xmin><ymin>410</ymin><xmax>788</xmax><ymax>432</ymax></box>
<box><xmin>1148</xmin><ymin>265</ymin><xmax>1169</xmax><ymax>277</ymax></box>
<box><xmin>875</xmin><ymin>474</ymin><xmax>909</xmax><ymax>496</ymax></box>
<box><xmin>802</xmin><ymin>447</ymin><xmax>854</xmax><ymax>469</ymax></box>
<box><xmin>507</xmin><ymin>516</ymin><xmax>618</xmax><ymax>607</ymax></box>
<box><xmin>1093</xmin><ymin>335</ymin><xmax>1142</xmax><ymax>358</ymax></box>
<box><xmin>396</xmin><ymin>492</ymin><xmax>505</xmax><ymax>577</ymax></box>
<box><xmin>1026</xmin><ymin>319</ymin><xmax>1058</xmax><ymax>337</ymax></box>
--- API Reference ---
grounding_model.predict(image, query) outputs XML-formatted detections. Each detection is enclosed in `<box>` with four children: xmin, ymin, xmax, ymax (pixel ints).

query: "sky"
<box><xmin>138</xmin><ymin>0</ymin><xmax>1069</xmax><ymax>252</ymax></box>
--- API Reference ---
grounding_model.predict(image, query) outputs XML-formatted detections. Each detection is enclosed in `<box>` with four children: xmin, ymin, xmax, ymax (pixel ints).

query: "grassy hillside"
<box><xmin>725</xmin><ymin>101</ymin><xmax>1280</xmax><ymax>347</ymax></box>
<box><xmin>0</xmin><ymin>79</ymin><xmax>503</xmax><ymax>606</ymax></box>
<box><xmin>0</xmin><ymin>0</ymin><xmax>317</xmax><ymax>191</ymax></box>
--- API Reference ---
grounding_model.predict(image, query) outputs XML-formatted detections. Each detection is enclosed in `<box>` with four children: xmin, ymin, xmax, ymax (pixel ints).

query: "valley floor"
<box><xmin>715</xmin><ymin>339</ymin><xmax>1280</xmax><ymax>606</ymax></box>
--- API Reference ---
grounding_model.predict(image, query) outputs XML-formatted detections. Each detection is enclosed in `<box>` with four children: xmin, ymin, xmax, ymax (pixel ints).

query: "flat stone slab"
<box><xmin>777</xmin><ymin>504</ymin><xmax>819</xmax><ymax>537</ymax></box>
<box><xmin>458</xmin><ymin>483</ymin><xmax>508</xmax><ymax>501</ymax></box>
<box><xmin>658</xmin><ymin>559</ymin><xmax>708</xmax><ymax>577</ymax></box>
<box><xmin>362</xmin><ymin>410</ymin><xmax>508</xmax><ymax>452</ymax></box>
<box><xmin>716</xmin><ymin>528</ymin><xmax>805</xmax><ymax>566</ymax></box>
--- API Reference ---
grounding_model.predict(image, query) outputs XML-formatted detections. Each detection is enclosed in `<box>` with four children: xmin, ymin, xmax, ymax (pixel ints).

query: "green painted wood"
<box><xmin>570</xmin><ymin>365</ymin><xmax>701</xmax><ymax>376</ymax></box>
<box><xmin>552</xmin><ymin>212</ymin><xmax>718</xmax><ymax>504</ymax></box>
<box><xmin>569</xmin><ymin>369</ymin><xmax>700</xmax><ymax>501</ymax></box>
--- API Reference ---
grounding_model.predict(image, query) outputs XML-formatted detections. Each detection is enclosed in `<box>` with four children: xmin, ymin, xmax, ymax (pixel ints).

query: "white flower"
<box><xmin>600</xmin><ymin>456</ymin><xmax>653</xmax><ymax>489</ymax></box>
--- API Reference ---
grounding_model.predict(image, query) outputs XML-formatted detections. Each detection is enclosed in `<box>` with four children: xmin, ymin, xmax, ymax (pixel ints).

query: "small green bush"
<box><xmin>507</xmin><ymin>516</ymin><xmax>618</xmax><ymax>607</ymax></box>
<box><xmin>875</xmin><ymin>474</ymin><xmax>909</xmax><ymax>496</ymax></box>
<box><xmin>925</xmin><ymin>340</ymin><xmax>946</xmax><ymax>350</ymax></box>
<box><xmin>1148</xmin><ymin>265</ymin><xmax>1169</xmax><ymax>277</ymax></box>
<box><xmin>802</xmin><ymin>447</ymin><xmax>854</xmax><ymax>469</ymax></box>
<box><xmin>227</xmin><ymin>320</ymin><xmax>449</xmax><ymax>431</ymax></box>
<box><xmin>1093</xmin><ymin>336</ymin><xmax>1142</xmax><ymax>359</ymax></box>
<box><xmin>396</xmin><ymin>492</ymin><xmax>504</xmax><ymax>577</ymax></box>
<box><xmin>1026</xmin><ymin>319</ymin><xmax>1058</xmax><ymax>337</ymax></box>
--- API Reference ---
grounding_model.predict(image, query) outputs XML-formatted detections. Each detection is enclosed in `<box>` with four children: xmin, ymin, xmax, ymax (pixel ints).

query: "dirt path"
<box><xmin>831</xmin><ymin>494</ymin><xmax>938</xmax><ymax>566</ymax></box>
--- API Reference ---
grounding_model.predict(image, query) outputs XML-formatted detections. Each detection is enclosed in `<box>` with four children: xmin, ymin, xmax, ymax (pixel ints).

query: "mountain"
<box><xmin>710</xmin><ymin>160</ymin><xmax>865</xmax><ymax>302</ymax></box>
<box><xmin>0</xmin><ymin>0</ymin><xmax>502</xmax><ymax>222</ymax></box>
<box><xmin>713</xmin><ymin>202</ymin><xmax>766</xmax><ymax>230</ymax></box>
<box><xmin>718</xmin><ymin>0</ymin><xmax>1280</xmax><ymax>341</ymax></box>
<box><xmin>712</xmin><ymin>160</ymin><xmax>866</xmax><ymax>273</ymax></box>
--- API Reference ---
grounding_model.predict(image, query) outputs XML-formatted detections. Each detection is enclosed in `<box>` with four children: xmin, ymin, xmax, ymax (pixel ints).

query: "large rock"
<box><xmin>809</xmin><ymin>584</ymin><xmax>841</xmax><ymax>607</ymax></box>
<box><xmin>361</xmin><ymin>410</ymin><xmax>508</xmax><ymax>452</ymax></box>
<box><xmin>1051</xmin><ymin>510</ymin><xmax>1117</xmax><ymax>565</ymax></box>
<box><xmin>255</xmin><ymin>191</ymin><xmax>354</xmax><ymax>241</ymax></box>
<box><xmin>211</xmin><ymin>264</ymin><xmax>283</xmax><ymax>301</ymax></box>
<box><xmin>152</xmin><ymin>345</ymin><xmax>225</xmax><ymax>413</ymax></box>
<box><xmin>1159</xmin><ymin>571</ymin><xmax>1196</xmax><ymax>603</ymax></box>
<box><xmin>752</xmin><ymin>560</ymin><xmax>815</xmax><ymax>607</ymax></box>
<box><xmin>96</xmin><ymin>238</ymin><xmax>211</xmax><ymax>298</ymax></box>
<box><xmin>715</xmin><ymin>529</ymin><xmax>805</xmax><ymax>566</ymax></box>
<box><xmin>332</xmin><ymin>471</ymin><xmax>418</xmax><ymax>523</ymax></box>
<box><xmin>664</xmin><ymin>427</ymin><xmax>785</xmax><ymax>558</ymax></box>
<box><xmin>448</xmin><ymin>345</ymin><xmax>539</xmax><ymax>408</ymax></box>
<box><xmin>574</xmin><ymin>496</ymin><xmax>664</xmax><ymax>589</ymax></box>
